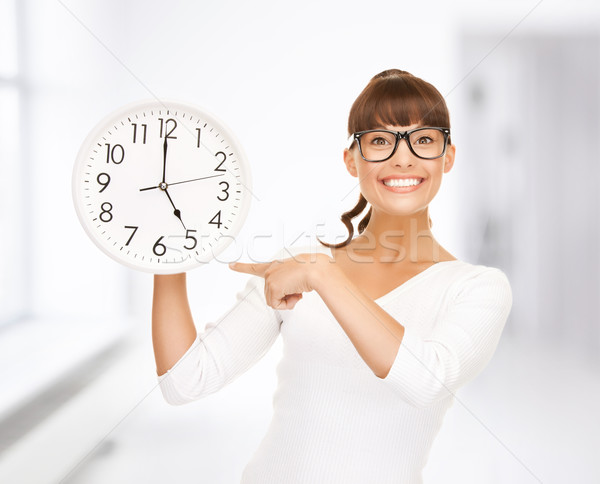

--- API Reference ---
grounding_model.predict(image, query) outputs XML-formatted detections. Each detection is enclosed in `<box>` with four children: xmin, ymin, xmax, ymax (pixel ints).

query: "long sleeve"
<box><xmin>383</xmin><ymin>267</ymin><xmax>513</xmax><ymax>408</ymax></box>
<box><xmin>158</xmin><ymin>274</ymin><xmax>282</xmax><ymax>405</ymax></box>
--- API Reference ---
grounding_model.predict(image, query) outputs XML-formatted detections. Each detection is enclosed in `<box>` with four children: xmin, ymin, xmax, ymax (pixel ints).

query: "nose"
<box><xmin>389</xmin><ymin>138</ymin><xmax>415</xmax><ymax>167</ymax></box>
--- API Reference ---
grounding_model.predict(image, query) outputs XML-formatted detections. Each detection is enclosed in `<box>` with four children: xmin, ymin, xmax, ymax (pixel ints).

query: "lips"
<box><xmin>380</xmin><ymin>176</ymin><xmax>425</xmax><ymax>188</ymax></box>
<box><xmin>377</xmin><ymin>176</ymin><xmax>426</xmax><ymax>195</ymax></box>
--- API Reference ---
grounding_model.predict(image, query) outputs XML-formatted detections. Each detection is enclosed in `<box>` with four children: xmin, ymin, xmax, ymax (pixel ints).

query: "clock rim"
<box><xmin>71</xmin><ymin>98</ymin><xmax>253</xmax><ymax>274</ymax></box>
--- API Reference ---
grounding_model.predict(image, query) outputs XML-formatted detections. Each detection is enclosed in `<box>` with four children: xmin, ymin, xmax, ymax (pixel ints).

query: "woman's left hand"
<box><xmin>229</xmin><ymin>253</ymin><xmax>331</xmax><ymax>310</ymax></box>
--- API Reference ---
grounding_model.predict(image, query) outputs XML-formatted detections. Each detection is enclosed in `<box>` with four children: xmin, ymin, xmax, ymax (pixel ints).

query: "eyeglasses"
<box><xmin>349</xmin><ymin>127</ymin><xmax>451</xmax><ymax>162</ymax></box>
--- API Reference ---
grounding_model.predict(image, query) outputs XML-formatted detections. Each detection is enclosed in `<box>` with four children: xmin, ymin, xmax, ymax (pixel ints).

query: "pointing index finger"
<box><xmin>229</xmin><ymin>261</ymin><xmax>270</xmax><ymax>277</ymax></box>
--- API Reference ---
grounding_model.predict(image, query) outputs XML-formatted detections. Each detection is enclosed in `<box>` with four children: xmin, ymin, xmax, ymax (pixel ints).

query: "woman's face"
<box><xmin>343</xmin><ymin>124</ymin><xmax>456</xmax><ymax>219</ymax></box>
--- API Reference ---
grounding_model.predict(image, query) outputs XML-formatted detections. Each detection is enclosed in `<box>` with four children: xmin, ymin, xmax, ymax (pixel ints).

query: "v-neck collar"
<box><xmin>372</xmin><ymin>260</ymin><xmax>462</xmax><ymax>305</ymax></box>
<box><xmin>325</xmin><ymin>246</ymin><xmax>463</xmax><ymax>305</ymax></box>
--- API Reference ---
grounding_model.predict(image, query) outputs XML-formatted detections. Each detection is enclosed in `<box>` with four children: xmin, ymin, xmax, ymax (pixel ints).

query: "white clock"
<box><xmin>72</xmin><ymin>99</ymin><xmax>252</xmax><ymax>274</ymax></box>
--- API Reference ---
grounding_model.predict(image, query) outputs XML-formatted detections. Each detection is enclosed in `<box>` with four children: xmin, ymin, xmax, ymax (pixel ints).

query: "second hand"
<box><xmin>139</xmin><ymin>173</ymin><xmax>225</xmax><ymax>192</ymax></box>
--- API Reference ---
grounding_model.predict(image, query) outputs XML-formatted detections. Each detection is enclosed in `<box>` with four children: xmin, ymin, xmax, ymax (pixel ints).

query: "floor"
<box><xmin>0</xmin><ymin>327</ymin><xmax>598</xmax><ymax>484</ymax></box>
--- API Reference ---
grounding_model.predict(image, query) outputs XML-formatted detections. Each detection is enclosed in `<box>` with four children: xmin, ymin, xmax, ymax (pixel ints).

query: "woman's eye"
<box><xmin>415</xmin><ymin>136</ymin><xmax>433</xmax><ymax>145</ymax></box>
<box><xmin>372</xmin><ymin>137</ymin><xmax>390</xmax><ymax>145</ymax></box>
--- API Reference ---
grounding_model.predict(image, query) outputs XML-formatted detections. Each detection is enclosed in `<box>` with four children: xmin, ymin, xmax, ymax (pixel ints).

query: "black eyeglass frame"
<box><xmin>350</xmin><ymin>127</ymin><xmax>451</xmax><ymax>162</ymax></box>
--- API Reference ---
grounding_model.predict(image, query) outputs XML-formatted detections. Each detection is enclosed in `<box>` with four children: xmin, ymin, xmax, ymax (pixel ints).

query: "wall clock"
<box><xmin>72</xmin><ymin>99</ymin><xmax>252</xmax><ymax>274</ymax></box>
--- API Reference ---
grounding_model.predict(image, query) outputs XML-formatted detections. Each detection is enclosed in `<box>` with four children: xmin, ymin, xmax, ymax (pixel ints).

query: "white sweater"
<box><xmin>158</xmin><ymin>245</ymin><xmax>513</xmax><ymax>484</ymax></box>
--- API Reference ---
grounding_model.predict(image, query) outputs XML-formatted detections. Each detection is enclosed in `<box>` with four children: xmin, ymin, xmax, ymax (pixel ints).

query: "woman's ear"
<box><xmin>443</xmin><ymin>144</ymin><xmax>456</xmax><ymax>174</ymax></box>
<box><xmin>343</xmin><ymin>148</ymin><xmax>358</xmax><ymax>177</ymax></box>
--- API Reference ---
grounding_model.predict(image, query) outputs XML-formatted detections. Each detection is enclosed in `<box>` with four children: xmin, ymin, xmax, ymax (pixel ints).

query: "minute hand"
<box><xmin>162</xmin><ymin>137</ymin><xmax>168</xmax><ymax>184</ymax></box>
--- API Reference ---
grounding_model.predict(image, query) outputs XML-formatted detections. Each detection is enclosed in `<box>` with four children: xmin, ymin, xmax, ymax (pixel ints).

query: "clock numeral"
<box><xmin>105</xmin><ymin>143</ymin><xmax>125</xmax><ymax>164</ymax></box>
<box><xmin>124</xmin><ymin>225</ymin><xmax>138</xmax><ymax>246</ymax></box>
<box><xmin>209</xmin><ymin>211</ymin><xmax>222</xmax><ymax>228</ymax></box>
<box><xmin>196</xmin><ymin>128</ymin><xmax>201</xmax><ymax>148</ymax></box>
<box><xmin>132</xmin><ymin>123</ymin><xmax>147</xmax><ymax>144</ymax></box>
<box><xmin>153</xmin><ymin>236</ymin><xmax>167</xmax><ymax>256</ymax></box>
<box><xmin>214</xmin><ymin>151</ymin><xmax>226</xmax><ymax>172</ymax></box>
<box><xmin>99</xmin><ymin>202</ymin><xmax>113</xmax><ymax>223</ymax></box>
<box><xmin>159</xmin><ymin>118</ymin><xmax>178</xmax><ymax>139</ymax></box>
<box><xmin>217</xmin><ymin>181</ymin><xmax>229</xmax><ymax>201</ymax></box>
<box><xmin>184</xmin><ymin>229</ymin><xmax>197</xmax><ymax>250</ymax></box>
<box><xmin>97</xmin><ymin>172</ymin><xmax>111</xmax><ymax>193</ymax></box>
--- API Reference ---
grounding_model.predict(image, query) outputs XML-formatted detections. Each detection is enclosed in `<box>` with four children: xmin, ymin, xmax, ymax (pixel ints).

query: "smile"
<box><xmin>380</xmin><ymin>177</ymin><xmax>425</xmax><ymax>193</ymax></box>
<box><xmin>382</xmin><ymin>178</ymin><xmax>423</xmax><ymax>188</ymax></box>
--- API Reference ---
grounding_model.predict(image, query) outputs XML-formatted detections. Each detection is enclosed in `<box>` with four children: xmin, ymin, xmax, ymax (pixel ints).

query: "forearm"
<box><xmin>312</xmin><ymin>263</ymin><xmax>405</xmax><ymax>378</ymax></box>
<box><xmin>152</xmin><ymin>273</ymin><xmax>198</xmax><ymax>376</ymax></box>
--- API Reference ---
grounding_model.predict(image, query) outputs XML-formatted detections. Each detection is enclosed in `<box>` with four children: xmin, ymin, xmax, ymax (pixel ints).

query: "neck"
<box><xmin>349</xmin><ymin>208</ymin><xmax>442</xmax><ymax>264</ymax></box>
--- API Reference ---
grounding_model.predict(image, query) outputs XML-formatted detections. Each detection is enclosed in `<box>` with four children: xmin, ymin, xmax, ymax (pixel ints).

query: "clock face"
<box><xmin>72</xmin><ymin>100</ymin><xmax>252</xmax><ymax>274</ymax></box>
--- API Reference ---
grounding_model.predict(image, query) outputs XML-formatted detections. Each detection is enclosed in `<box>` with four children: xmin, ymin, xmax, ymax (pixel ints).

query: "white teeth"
<box><xmin>383</xmin><ymin>178</ymin><xmax>422</xmax><ymax>187</ymax></box>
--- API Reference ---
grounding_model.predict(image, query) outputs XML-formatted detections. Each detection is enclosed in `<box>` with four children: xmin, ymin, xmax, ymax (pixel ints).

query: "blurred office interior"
<box><xmin>0</xmin><ymin>1</ymin><xmax>599</xmax><ymax>483</ymax></box>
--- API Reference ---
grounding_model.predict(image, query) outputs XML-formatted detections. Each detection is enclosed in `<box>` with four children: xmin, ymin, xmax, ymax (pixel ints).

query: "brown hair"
<box><xmin>319</xmin><ymin>69</ymin><xmax>450</xmax><ymax>249</ymax></box>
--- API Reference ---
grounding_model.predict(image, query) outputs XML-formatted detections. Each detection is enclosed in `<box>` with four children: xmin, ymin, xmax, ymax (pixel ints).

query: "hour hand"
<box><xmin>163</xmin><ymin>188</ymin><xmax>186</xmax><ymax>230</ymax></box>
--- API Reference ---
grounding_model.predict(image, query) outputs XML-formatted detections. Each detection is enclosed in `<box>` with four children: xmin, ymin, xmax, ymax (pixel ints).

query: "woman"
<box><xmin>152</xmin><ymin>69</ymin><xmax>513</xmax><ymax>483</ymax></box>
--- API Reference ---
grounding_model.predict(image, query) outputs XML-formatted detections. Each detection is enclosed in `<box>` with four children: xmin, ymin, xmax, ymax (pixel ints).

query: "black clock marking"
<box><xmin>124</xmin><ymin>226</ymin><xmax>138</xmax><ymax>246</ymax></box>
<box><xmin>105</xmin><ymin>143</ymin><xmax>125</xmax><ymax>164</ymax></box>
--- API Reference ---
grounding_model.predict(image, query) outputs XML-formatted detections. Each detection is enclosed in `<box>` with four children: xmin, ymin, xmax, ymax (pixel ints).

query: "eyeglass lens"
<box><xmin>359</xmin><ymin>129</ymin><xmax>446</xmax><ymax>161</ymax></box>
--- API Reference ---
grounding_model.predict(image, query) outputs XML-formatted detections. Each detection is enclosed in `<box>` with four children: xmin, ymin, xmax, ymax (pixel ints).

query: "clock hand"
<box><xmin>162</xmin><ymin>136</ymin><xmax>168</xmax><ymax>184</ymax></box>
<box><xmin>163</xmin><ymin>188</ymin><xmax>187</xmax><ymax>230</ymax></box>
<box><xmin>168</xmin><ymin>173</ymin><xmax>225</xmax><ymax>187</ymax></box>
<box><xmin>139</xmin><ymin>173</ymin><xmax>225</xmax><ymax>191</ymax></box>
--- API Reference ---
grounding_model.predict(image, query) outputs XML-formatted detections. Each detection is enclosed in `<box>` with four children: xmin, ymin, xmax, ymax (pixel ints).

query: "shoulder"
<box><xmin>443</xmin><ymin>259</ymin><xmax>510</xmax><ymax>283</ymax></box>
<box><xmin>440</xmin><ymin>260</ymin><xmax>513</xmax><ymax>313</ymax></box>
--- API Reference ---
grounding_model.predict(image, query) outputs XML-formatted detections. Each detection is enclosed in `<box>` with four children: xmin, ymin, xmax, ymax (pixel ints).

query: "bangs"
<box><xmin>348</xmin><ymin>74</ymin><xmax>450</xmax><ymax>135</ymax></box>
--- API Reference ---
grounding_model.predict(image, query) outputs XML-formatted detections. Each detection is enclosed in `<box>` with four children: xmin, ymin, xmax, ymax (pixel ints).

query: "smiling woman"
<box><xmin>152</xmin><ymin>69</ymin><xmax>512</xmax><ymax>484</ymax></box>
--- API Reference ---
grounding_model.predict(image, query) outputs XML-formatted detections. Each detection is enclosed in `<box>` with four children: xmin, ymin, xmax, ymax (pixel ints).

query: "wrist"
<box><xmin>309</xmin><ymin>253</ymin><xmax>343</xmax><ymax>293</ymax></box>
<box><xmin>154</xmin><ymin>272</ymin><xmax>186</xmax><ymax>286</ymax></box>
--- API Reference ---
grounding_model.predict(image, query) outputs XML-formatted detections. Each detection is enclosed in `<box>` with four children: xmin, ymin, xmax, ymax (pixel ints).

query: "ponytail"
<box><xmin>318</xmin><ymin>194</ymin><xmax>371</xmax><ymax>249</ymax></box>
